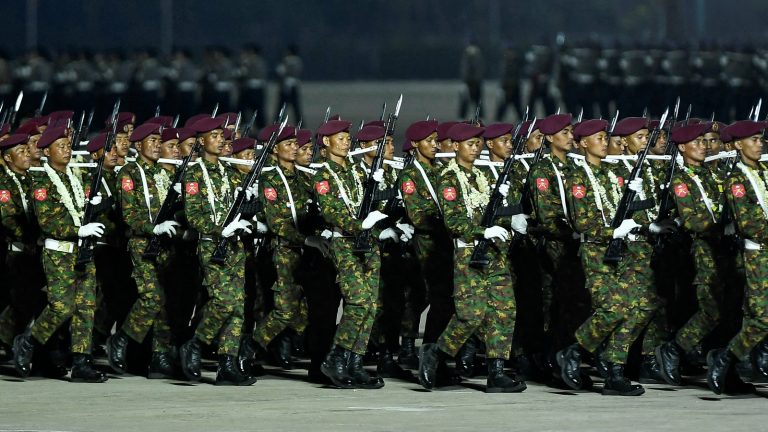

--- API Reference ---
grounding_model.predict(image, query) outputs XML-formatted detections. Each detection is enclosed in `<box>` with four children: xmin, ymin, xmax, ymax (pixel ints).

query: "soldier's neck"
<box><xmin>363</xmin><ymin>156</ymin><xmax>374</xmax><ymax>167</ymax></box>
<box><xmin>8</xmin><ymin>164</ymin><xmax>27</xmax><ymax>176</ymax></box>
<box><xmin>415</xmin><ymin>150</ymin><xmax>433</xmax><ymax>167</ymax></box>
<box><xmin>50</xmin><ymin>161</ymin><xmax>67</xmax><ymax>173</ymax></box>
<box><xmin>585</xmin><ymin>154</ymin><xmax>602</xmax><ymax>166</ymax></box>
<box><xmin>741</xmin><ymin>157</ymin><xmax>759</xmax><ymax>168</ymax></box>
<box><xmin>683</xmin><ymin>158</ymin><xmax>701</xmax><ymax>167</ymax></box>
<box><xmin>160</xmin><ymin>163</ymin><xmax>174</xmax><ymax>172</ymax></box>
<box><xmin>278</xmin><ymin>159</ymin><xmax>295</xmax><ymax>172</ymax></box>
<box><xmin>203</xmin><ymin>152</ymin><xmax>219</xmax><ymax>165</ymax></box>
<box><xmin>139</xmin><ymin>155</ymin><xmax>156</xmax><ymax>166</ymax></box>
<box><xmin>551</xmin><ymin>148</ymin><xmax>567</xmax><ymax>163</ymax></box>
<box><xmin>29</xmin><ymin>159</ymin><xmax>42</xmax><ymax>168</ymax></box>
<box><xmin>457</xmin><ymin>158</ymin><xmax>474</xmax><ymax>170</ymax></box>
<box><xmin>489</xmin><ymin>152</ymin><xmax>505</xmax><ymax>162</ymax></box>
<box><xmin>329</xmin><ymin>154</ymin><xmax>347</xmax><ymax>167</ymax></box>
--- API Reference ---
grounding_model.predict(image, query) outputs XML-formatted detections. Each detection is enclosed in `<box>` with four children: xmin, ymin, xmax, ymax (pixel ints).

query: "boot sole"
<box><xmin>555</xmin><ymin>351</ymin><xmax>582</xmax><ymax>391</ymax></box>
<box><xmin>355</xmin><ymin>382</ymin><xmax>385</xmax><ymax>389</ymax></box>
<box><xmin>486</xmin><ymin>383</ymin><xmax>527</xmax><ymax>393</ymax></box>
<box><xmin>105</xmin><ymin>337</ymin><xmax>126</xmax><ymax>375</ymax></box>
<box><xmin>71</xmin><ymin>377</ymin><xmax>108</xmax><ymax>383</ymax></box>
<box><xmin>215</xmin><ymin>377</ymin><xmax>258</xmax><ymax>386</ymax></box>
<box><xmin>602</xmin><ymin>387</ymin><xmax>645</xmax><ymax>396</ymax></box>
<box><xmin>654</xmin><ymin>345</ymin><xmax>681</xmax><ymax>386</ymax></box>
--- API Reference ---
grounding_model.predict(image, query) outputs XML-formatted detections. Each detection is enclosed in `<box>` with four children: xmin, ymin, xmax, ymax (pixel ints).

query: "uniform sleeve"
<box><xmin>401</xmin><ymin>170</ymin><xmax>438</xmax><ymax>231</ymax></box>
<box><xmin>530</xmin><ymin>163</ymin><xmax>571</xmax><ymax>236</ymax></box>
<box><xmin>437</xmin><ymin>171</ymin><xmax>485</xmax><ymax>240</ymax></box>
<box><xmin>31</xmin><ymin>178</ymin><xmax>79</xmax><ymax>240</ymax></box>
<box><xmin>260</xmin><ymin>174</ymin><xmax>305</xmax><ymax>244</ymax></box>
<box><xmin>567</xmin><ymin>172</ymin><xmax>615</xmax><ymax>242</ymax></box>
<box><xmin>727</xmin><ymin>174</ymin><xmax>768</xmax><ymax>242</ymax></box>
<box><xmin>118</xmin><ymin>167</ymin><xmax>155</xmax><ymax>236</ymax></box>
<box><xmin>671</xmin><ymin>173</ymin><xmax>716</xmax><ymax>234</ymax></box>
<box><xmin>0</xmin><ymin>186</ymin><xmax>22</xmax><ymax>240</ymax></box>
<box><xmin>313</xmin><ymin>169</ymin><xmax>363</xmax><ymax>236</ymax></box>
<box><xmin>184</xmin><ymin>165</ymin><xmax>224</xmax><ymax>236</ymax></box>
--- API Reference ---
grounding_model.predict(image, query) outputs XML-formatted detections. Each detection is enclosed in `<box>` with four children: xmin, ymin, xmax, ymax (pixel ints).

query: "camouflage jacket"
<box><xmin>614</xmin><ymin>158</ymin><xmax>660</xmax><ymax>222</ymax></box>
<box><xmin>30</xmin><ymin>165</ymin><xmax>87</xmax><ymax>241</ymax></box>
<box><xmin>437</xmin><ymin>161</ymin><xmax>501</xmax><ymax>242</ymax></box>
<box><xmin>117</xmin><ymin>158</ymin><xmax>165</xmax><ymax>238</ymax></box>
<box><xmin>184</xmin><ymin>158</ymin><xmax>236</xmax><ymax>237</ymax></box>
<box><xmin>567</xmin><ymin>161</ymin><xmax>621</xmax><ymax>243</ymax></box>
<box><xmin>726</xmin><ymin>162</ymin><xmax>768</xmax><ymax>243</ymax></box>
<box><xmin>0</xmin><ymin>168</ymin><xmax>37</xmax><ymax>244</ymax></box>
<box><xmin>529</xmin><ymin>154</ymin><xmax>574</xmax><ymax>238</ymax></box>
<box><xmin>259</xmin><ymin>165</ymin><xmax>312</xmax><ymax>245</ymax></box>
<box><xmin>401</xmin><ymin>159</ymin><xmax>443</xmax><ymax>233</ymax></box>
<box><xmin>312</xmin><ymin>159</ymin><xmax>368</xmax><ymax>236</ymax></box>
<box><xmin>671</xmin><ymin>163</ymin><xmax>723</xmax><ymax>235</ymax></box>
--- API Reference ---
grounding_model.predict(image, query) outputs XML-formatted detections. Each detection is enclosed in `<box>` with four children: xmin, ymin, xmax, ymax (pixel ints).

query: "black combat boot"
<box><xmin>70</xmin><ymin>354</ymin><xmax>108</xmax><ymax>383</ymax></box>
<box><xmin>0</xmin><ymin>341</ymin><xmax>11</xmax><ymax>361</ymax></box>
<box><xmin>148</xmin><ymin>351</ymin><xmax>176</xmax><ymax>379</ymax></box>
<box><xmin>706</xmin><ymin>348</ymin><xmax>734</xmax><ymax>395</ymax></box>
<box><xmin>291</xmin><ymin>331</ymin><xmax>306</xmax><ymax>358</ymax></box>
<box><xmin>12</xmin><ymin>332</ymin><xmax>36</xmax><ymax>378</ymax></box>
<box><xmin>418</xmin><ymin>343</ymin><xmax>446</xmax><ymax>390</ymax></box>
<box><xmin>686</xmin><ymin>343</ymin><xmax>707</xmax><ymax>367</ymax></box>
<box><xmin>320</xmin><ymin>345</ymin><xmax>355</xmax><ymax>389</ymax></box>
<box><xmin>268</xmin><ymin>331</ymin><xmax>293</xmax><ymax>370</ymax></box>
<box><xmin>348</xmin><ymin>351</ymin><xmax>385</xmax><ymax>389</ymax></box>
<box><xmin>377</xmin><ymin>349</ymin><xmax>408</xmax><ymax>379</ymax></box>
<box><xmin>555</xmin><ymin>343</ymin><xmax>583</xmax><ymax>390</ymax></box>
<box><xmin>455</xmin><ymin>336</ymin><xmax>477</xmax><ymax>378</ymax></box>
<box><xmin>41</xmin><ymin>348</ymin><xmax>69</xmax><ymax>379</ymax></box>
<box><xmin>216</xmin><ymin>354</ymin><xmax>257</xmax><ymax>386</ymax></box>
<box><xmin>397</xmin><ymin>337</ymin><xmax>419</xmax><ymax>369</ymax></box>
<box><xmin>753</xmin><ymin>339</ymin><xmax>768</xmax><ymax>380</ymax></box>
<box><xmin>486</xmin><ymin>359</ymin><xmax>527</xmax><ymax>393</ymax></box>
<box><xmin>602</xmin><ymin>363</ymin><xmax>645</xmax><ymax>396</ymax></box>
<box><xmin>238</xmin><ymin>336</ymin><xmax>264</xmax><ymax>377</ymax></box>
<box><xmin>638</xmin><ymin>354</ymin><xmax>666</xmax><ymax>384</ymax></box>
<box><xmin>106</xmin><ymin>329</ymin><xmax>130</xmax><ymax>374</ymax></box>
<box><xmin>179</xmin><ymin>338</ymin><xmax>202</xmax><ymax>381</ymax></box>
<box><xmin>655</xmin><ymin>341</ymin><xmax>683</xmax><ymax>385</ymax></box>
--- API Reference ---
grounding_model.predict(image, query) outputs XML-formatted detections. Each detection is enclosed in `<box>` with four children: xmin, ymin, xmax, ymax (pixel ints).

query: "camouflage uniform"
<box><xmin>116</xmin><ymin>158</ymin><xmax>172</xmax><ymax>352</ymax></box>
<box><xmin>28</xmin><ymin>165</ymin><xmax>97</xmax><ymax>354</ymax></box>
<box><xmin>312</xmin><ymin>159</ymin><xmax>380</xmax><ymax>355</ymax></box>
<box><xmin>435</xmin><ymin>162</ymin><xmax>515</xmax><ymax>360</ymax></box>
<box><xmin>185</xmin><ymin>157</ymin><xmax>245</xmax><ymax>356</ymax></box>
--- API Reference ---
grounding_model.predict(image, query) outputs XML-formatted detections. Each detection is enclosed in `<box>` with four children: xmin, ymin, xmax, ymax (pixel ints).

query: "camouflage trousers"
<box><xmin>675</xmin><ymin>237</ymin><xmax>724</xmax><ymax>352</ymax></box>
<box><xmin>194</xmin><ymin>240</ymin><xmax>246</xmax><ymax>356</ymax></box>
<box><xmin>727</xmin><ymin>248</ymin><xmax>768</xmax><ymax>360</ymax></box>
<box><xmin>253</xmin><ymin>245</ymin><xmax>307</xmax><ymax>348</ymax></box>
<box><xmin>437</xmin><ymin>242</ymin><xmax>516</xmax><ymax>360</ymax></box>
<box><xmin>329</xmin><ymin>237</ymin><xmax>380</xmax><ymax>355</ymax></box>
<box><xmin>541</xmin><ymin>238</ymin><xmax>588</xmax><ymax>350</ymax></box>
<box><xmin>624</xmin><ymin>241</ymin><xmax>665</xmax><ymax>356</ymax></box>
<box><xmin>413</xmin><ymin>232</ymin><xmax>454</xmax><ymax>344</ymax></box>
<box><xmin>120</xmin><ymin>238</ymin><xmax>172</xmax><ymax>353</ymax></box>
<box><xmin>574</xmin><ymin>242</ymin><xmax>655</xmax><ymax>364</ymax></box>
<box><xmin>31</xmin><ymin>248</ymin><xmax>96</xmax><ymax>354</ymax></box>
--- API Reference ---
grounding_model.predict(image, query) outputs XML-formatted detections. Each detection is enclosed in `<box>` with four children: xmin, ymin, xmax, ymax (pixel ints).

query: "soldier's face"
<box><xmin>296</xmin><ymin>144</ymin><xmax>313</xmax><ymax>166</ymax></box>
<box><xmin>124</xmin><ymin>124</ymin><xmax>135</xmax><ymax>135</ymax></box>
<box><xmin>623</xmin><ymin>129</ymin><xmax>648</xmax><ymax>154</ymax></box>
<box><xmin>3</xmin><ymin>145</ymin><xmax>31</xmax><ymax>172</ymax></box>
<box><xmin>415</xmin><ymin>132</ymin><xmax>438</xmax><ymax>160</ymax></box>
<box><xmin>649</xmin><ymin>131</ymin><xmax>667</xmax><ymax>155</ymax></box>
<box><xmin>235</xmin><ymin>148</ymin><xmax>255</xmax><ymax>161</ymax></box>
<box><xmin>607</xmin><ymin>136</ymin><xmax>624</xmax><ymax>155</ymax></box>
<box><xmin>179</xmin><ymin>137</ymin><xmax>197</xmax><ymax>159</ymax></box>
<box><xmin>202</xmin><ymin>129</ymin><xmax>225</xmax><ymax>155</ymax></box>
<box><xmin>137</xmin><ymin>134</ymin><xmax>161</xmax><ymax>162</ymax></box>
<box><xmin>525</xmin><ymin>130</ymin><xmax>543</xmax><ymax>152</ymax></box>
<box><xmin>323</xmin><ymin>132</ymin><xmax>351</xmax><ymax>158</ymax></box>
<box><xmin>92</xmin><ymin>146</ymin><xmax>119</xmax><ymax>170</ymax></box>
<box><xmin>160</xmin><ymin>139</ymin><xmax>180</xmax><ymax>160</ymax></box>
<box><xmin>678</xmin><ymin>136</ymin><xmax>707</xmax><ymax>165</ymax></box>
<box><xmin>115</xmin><ymin>133</ymin><xmax>131</xmax><ymax>157</ymax></box>
<box><xmin>274</xmin><ymin>138</ymin><xmax>299</xmax><ymax>163</ymax></box>
<box><xmin>221</xmin><ymin>140</ymin><xmax>233</xmax><ymax>157</ymax></box>
<box><xmin>454</xmin><ymin>137</ymin><xmax>482</xmax><ymax>164</ymax></box>
<box><xmin>43</xmin><ymin>137</ymin><xmax>72</xmax><ymax>166</ymax></box>
<box><xmin>581</xmin><ymin>131</ymin><xmax>608</xmax><ymax>161</ymax></box>
<box><xmin>26</xmin><ymin>135</ymin><xmax>42</xmax><ymax>161</ymax></box>
<box><xmin>735</xmin><ymin>134</ymin><xmax>764</xmax><ymax>164</ymax></box>
<box><xmin>439</xmin><ymin>139</ymin><xmax>453</xmax><ymax>154</ymax></box>
<box><xmin>384</xmin><ymin>136</ymin><xmax>394</xmax><ymax>160</ymax></box>
<box><xmin>487</xmin><ymin>133</ymin><xmax>513</xmax><ymax>160</ymax></box>
<box><xmin>548</xmin><ymin>125</ymin><xmax>574</xmax><ymax>152</ymax></box>
<box><xmin>703</xmin><ymin>132</ymin><xmax>721</xmax><ymax>156</ymax></box>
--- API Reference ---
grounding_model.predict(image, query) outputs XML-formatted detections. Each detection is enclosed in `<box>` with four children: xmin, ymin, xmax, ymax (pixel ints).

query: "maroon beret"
<box><xmin>192</xmin><ymin>116</ymin><xmax>227</xmax><ymax>134</ymax></box>
<box><xmin>573</xmin><ymin>119</ymin><xmax>608</xmax><ymax>140</ymax></box>
<box><xmin>317</xmin><ymin>120</ymin><xmax>352</xmax><ymax>137</ymax></box>
<box><xmin>184</xmin><ymin>114</ymin><xmax>209</xmax><ymax>128</ymax></box>
<box><xmin>161</xmin><ymin>128</ymin><xmax>179</xmax><ymax>143</ymax></box>
<box><xmin>130</xmin><ymin>123</ymin><xmax>162</xmax><ymax>142</ymax></box>
<box><xmin>403</xmin><ymin>120</ymin><xmax>439</xmax><ymax>151</ymax></box>
<box><xmin>519</xmin><ymin>120</ymin><xmax>540</xmax><ymax>136</ymax></box>
<box><xmin>257</xmin><ymin>124</ymin><xmax>296</xmax><ymax>142</ymax></box>
<box><xmin>538</xmin><ymin>114</ymin><xmax>572</xmax><ymax>135</ymax></box>
<box><xmin>0</xmin><ymin>123</ymin><xmax>11</xmax><ymax>136</ymax></box>
<box><xmin>364</xmin><ymin>120</ymin><xmax>385</xmax><ymax>128</ymax></box>
<box><xmin>725</xmin><ymin>121</ymin><xmax>765</xmax><ymax>140</ymax></box>
<box><xmin>232</xmin><ymin>137</ymin><xmax>256</xmax><ymax>154</ymax></box>
<box><xmin>37</xmin><ymin>126</ymin><xmax>69</xmax><ymax>149</ymax></box>
<box><xmin>223</xmin><ymin>129</ymin><xmax>234</xmax><ymax>140</ymax></box>
<box><xmin>297</xmin><ymin>129</ymin><xmax>313</xmax><ymax>147</ymax></box>
<box><xmin>216</xmin><ymin>112</ymin><xmax>238</xmax><ymax>126</ymax></box>
<box><xmin>483</xmin><ymin>123</ymin><xmax>515</xmax><ymax>140</ymax></box>
<box><xmin>176</xmin><ymin>128</ymin><xmax>196</xmax><ymax>142</ymax></box>
<box><xmin>48</xmin><ymin>110</ymin><xmax>74</xmax><ymax>122</ymax></box>
<box><xmin>106</xmin><ymin>112</ymin><xmax>136</xmax><ymax>128</ymax></box>
<box><xmin>49</xmin><ymin>117</ymin><xmax>73</xmax><ymax>128</ymax></box>
<box><xmin>145</xmin><ymin>116</ymin><xmax>174</xmax><ymax>128</ymax></box>
<box><xmin>447</xmin><ymin>123</ymin><xmax>484</xmax><ymax>141</ymax></box>
<box><xmin>356</xmin><ymin>125</ymin><xmax>385</xmax><ymax>143</ymax></box>
<box><xmin>328</xmin><ymin>114</ymin><xmax>342</xmax><ymax>121</ymax></box>
<box><xmin>86</xmin><ymin>132</ymin><xmax>108</xmax><ymax>153</ymax></box>
<box><xmin>437</xmin><ymin>121</ymin><xmax>459</xmax><ymax>141</ymax></box>
<box><xmin>671</xmin><ymin>123</ymin><xmax>708</xmax><ymax>144</ymax></box>
<box><xmin>720</xmin><ymin>127</ymin><xmax>732</xmax><ymax>143</ymax></box>
<box><xmin>613</xmin><ymin>117</ymin><xmax>648</xmax><ymax>137</ymax></box>
<box><xmin>0</xmin><ymin>134</ymin><xmax>30</xmax><ymax>150</ymax></box>
<box><xmin>703</xmin><ymin>121</ymin><xmax>727</xmax><ymax>135</ymax></box>
<box><xmin>16</xmin><ymin>121</ymin><xmax>41</xmax><ymax>136</ymax></box>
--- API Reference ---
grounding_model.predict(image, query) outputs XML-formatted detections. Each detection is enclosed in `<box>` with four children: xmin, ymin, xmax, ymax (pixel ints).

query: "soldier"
<box><xmin>178</xmin><ymin>116</ymin><xmax>257</xmax><ymax>386</ymax></box>
<box><xmin>107</xmin><ymin>112</ymin><xmax>136</xmax><ymax>167</ymax></box>
<box><xmin>12</xmin><ymin>125</ymin><xmax>107</xmax><ymax>382</ymax></box>
<box><xmin>707</xmin><ymin>120</ymin><xmax>768</xmax><ymax>393</ymax></box>
<box><xmin>418</xmin><ymin>122</ymin><xmax>526</xmax><ymax>393</ymax></box>
<box><xmin>436</xmin><ymin>122</ymin><xmax>459</xmax><ymax>165</ymax></box>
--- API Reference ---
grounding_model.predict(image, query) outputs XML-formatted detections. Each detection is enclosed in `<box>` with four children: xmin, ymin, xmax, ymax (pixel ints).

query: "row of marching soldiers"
<box><xmin>0</xmin><ymin>105</ymin><xmax>766</xmax><ymax>395</ymax></box>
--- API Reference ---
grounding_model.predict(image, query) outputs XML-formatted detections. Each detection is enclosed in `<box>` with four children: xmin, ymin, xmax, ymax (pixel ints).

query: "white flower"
<box><xmin>441</xmin><ymin>159</ymin><xmax>490</xmax><ymax>219</ymax></box>
<box><xmin>43</xmin><ymin>163</ymin><xmax>85</xmax><ymax>226</ymax></box>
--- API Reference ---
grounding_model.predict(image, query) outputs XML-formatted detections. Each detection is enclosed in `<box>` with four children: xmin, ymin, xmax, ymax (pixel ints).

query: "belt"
<box><xmin>454</xmin><ymin>239</ymin><xmax>479</xmax><ymax>249</ymax></box>
<box><xmin>44</xmin><ymin>238</ymin><xmax>76</xmax><ymax>254</ymax></box>
<box><xmin>7</xmin><ymin>242</ymin><xmax>24</xmax><ymax>252</ymax></box>
<box><xmin>200</xmin><ymin>235</ymin><xmax>215</xmax><ymax>242</ymax></box>
<box><xmin>744</xmin><ymin>239</ymin><xmax>763</xmax><ymax>251</ymax></box>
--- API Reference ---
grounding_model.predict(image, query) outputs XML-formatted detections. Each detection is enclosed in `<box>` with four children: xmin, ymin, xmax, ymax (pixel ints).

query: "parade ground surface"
<box><xmin>0</xmin><ymin>361</ymin><xmax>766</xmax><ymax>432</ymax></box>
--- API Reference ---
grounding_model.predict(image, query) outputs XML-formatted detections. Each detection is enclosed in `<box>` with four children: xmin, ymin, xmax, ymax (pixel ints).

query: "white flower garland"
<box><xmin>199</xmin><ymin>160</ymin><xmax>231</xmax><ymax>225</ymax></box>
<box><xmin>43</xmin><ymin>163</ymin><xmax>85</xmax><ymax>226</ymax></box>
<box><xmin>4</xmin><ymin>167</ymin><xmax>28</xmax><ymax>213</ymax></box>
<box><xmin>441</xmin><ymin>159</ymin><xmax>490</xmax><ymax>219</ymax></box>
<box><xmin>575</xmin><ymin>159</ymin><xmax>621</xmax><ymax>226</ymax></box>
<box><xmin>322</xmin><ymin>162</ymin><xmax>364</xmax><ymax>215</ymax></box>
<box><xmin>153</xmin><ymin>168</ymin><xmax>171</xmax><ymax>204</ymax></box>
<box><xmin>738</xmin><ymin>162</ymin><xmax>768</xmax><ymax>220</ymax></box>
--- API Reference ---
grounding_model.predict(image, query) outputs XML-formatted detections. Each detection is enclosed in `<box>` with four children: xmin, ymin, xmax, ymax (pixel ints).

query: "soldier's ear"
<box><xmin>322</xmin><ymin>136</ymin><xmax>330</xmax><ymax>147</ymax></box>
<box><xmin>733</xmin><ymin>140</ymin><xmax>743</xmax><ymax>151</ymax></box>
<box><xmin>451</xmin><ymin>141</ymin><xmax>458</xmax><ymax>151</ymax></box>
<box><xmin>677</xmin><ymin>143</ymin><xmax>685</xmax><ymax>154</ymax></box>
<box><xmin>43</xmin><ymin>148</ymin><xmax>51</xmax><ymax>158</ymax></box>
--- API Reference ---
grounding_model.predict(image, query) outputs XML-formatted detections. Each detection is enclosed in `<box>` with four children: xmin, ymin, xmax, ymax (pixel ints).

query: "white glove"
<box><xmin>304</xmin><ymin>235</ymin><xmax>330</xmax><ymax>257</ymax></box>
<box><xmin>173</xmin><ymin>183</ymin><xmax>182</xmax><ymax>194</ymax></box>
<box><xmin>649</xmin><ymin>220</ymin><xmax>677</xmax><ymax>234</ymax></box>
<box><xmin>484</xmin><ymin>225</ymin><xmax>510</xmax><ymax>242</ymax></box>
<box><xmin>89</xmin><ymin>192</ymin><xmax>102</xmax><ymax>206</ymax></box>
<box><xmin>246</xmin><ymin>185</ymin><xmax>258</xmax><ymax>201</ymax></box>
<box><xmin>78</xmin><ymin>222</ymin><xmax>105</xmax><ymax>238</ymax></box>
<box><xmin>320</xmin><ymin>229</ymin><xmax>333</xmax><ymax>239</ymax></box>
<box><xmin>396</xmin><ymin>222</ymin><xmax>415</xmax><ymax>241</ymax></box>
<box><xmin>379</xmin><ymin>227</ymin><xmax>400</xmax><ymax>242</ymax></box>
<box><xmin>612</xmin><ymin>219</ymin><xmax>641</xmax><ymax>239</ymax></box>
<box><xmin>255</xmin><ymin>220</ymin><xmax>268</xmax><ymax>234</ymax></box>
<box><xmin>361</xmin><ymin>210</ymin><xmax>388</xmax><ymax>230</ymax></box>
<box><xmin>372</xmin><ymin>168</ymin><xmax>385</xmax><ymax>183</ymax></box>
<box><xmin>498</xmin><ymin>182</ymin><xmax>510</xmax><ymax>198</ymax></box>
<box><xmin>628</xmin><ymin>177</ymin><xmax>643</xmax><ymax>193</ymax></box>
<box><xmin>221</xmin><ymin>214</ymin><xmax>252</xmax><ymax>238</ymax></box>
<box><xmin>724</xmin><ymin>222</ymin><xmax>736</xmax><ymax>236</ymax></box>
<box><xmin>153</xmin><ymin>220</ymin><xmax>180</xmax><ymax>237</ymax></box>
<box><xmin>510</xmin><ymin>214</ymin><xmax>528</xmax><ymax>235</ymax></box>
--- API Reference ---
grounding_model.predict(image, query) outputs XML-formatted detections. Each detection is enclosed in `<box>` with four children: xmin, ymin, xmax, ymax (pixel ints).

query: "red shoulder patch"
<box><xmin>185</xmin><ymin>182</ymin><xmax>199</xmax><ymax>195</ymax></box>
<box><xmin>617</xmin><ymin>176</ymin><xmax>625</xmax><ymax>187</ymax></box>
<box><xmin>264</xmin><ymin>187</ymin><xmax>277</xmax><ymax>201</ymax></box>
<box><xmin>315</xmin><ymin>180</ymin><xmax>330</xmax><ymax>195</ymax></box>
<box><xmin>34</xmin><ymin>188</ymin><xmax>47</xmax><ymax>202</ymax></box>
<box><xmin>121</xmin><ymin>178</ymin><xmax>134</xmax><ymax>192</ymax></box>
<box><xmin>673</xmin><ymin>183</ymin><xmax>689</xmax><ymax>198</ymax></box>
<box><xmin>0</xmin><ymin>190</ymin><xmax>10</xmax><ymax>203</ymax></box>
<box><xmin>443</xmin><ymin>187</ymin><xmax>457</xmax><ymax>201</ymax></box>
<box><xmin>571</xmin><ymin>184</ymin><xmax>586</xmax><ymax>199</ymax></box>
<box><xmin>401</xmin><ymin>180</ymin><xmax>416</xmax><ymax>195</ymax></box>
<box><xmin>731</xmin><ymin>183</ymin><xmax>746</xmax><ymax>198</ymax></box>
<box><xmin>536</xmin><ymin>177</ymin><xmax>549</xmax><ymax>191</ymax></box>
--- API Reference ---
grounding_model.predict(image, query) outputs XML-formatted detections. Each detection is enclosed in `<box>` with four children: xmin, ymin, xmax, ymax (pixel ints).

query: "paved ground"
<box><xmin>0</xmin><ymin>360</ymin><xmax>765</xmax><ymax>432</ymax></box>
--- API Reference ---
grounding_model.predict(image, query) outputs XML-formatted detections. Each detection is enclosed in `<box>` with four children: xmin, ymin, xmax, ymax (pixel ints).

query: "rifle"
<box><xmin>34</xmin><ymin>91</ymin><xmax>47</xmax><ymax>118</ymax></box>
<box><xmin>210</xmin><ymin>114</ymin><xmax>289</xmax><ymax>264</ymax></box>
<box><xmin>172</xmin><ymin>114</ymin><xmax>180</xmax><ymax>128</ymax></box>
<box><xmin>349</xmin><ymin>120</ymin><xmax>366</xmax><ymax>153</ymax></box>
<box><xmin>654</xmin><ymin>98</ymin><xmax>682</xmax><ymax>222</ymax></box>
<box><xmin>75</xmin><ymin>100</ymin><xmax>120</xmax><ymax>267</ymax></box>
<box><xmin>70</xmin><ymin>111</ymin><xmax>87</xmax><ymax>151</ymax></box>
<box><xmin>604</xmin><ymin>108</ymin><xmax>669</xmax><ymax>264</ymax></box>
<box><xmin>241</xmin><ymin>110</ymin><xmax>258</xmax><ymax>138</ymax></box>
<box><xmin>311</xmin><ymin>106</ymin><xmax>331</xmax><ymax>162</ymax></box>
<box><xmin>353</xmin><ymin>95</ymin><xmax>402</xmax><ymax>253</ymax></box>
<box><xmin>472</xmin><ymin>101</ymin><xmax>482</xmax><ymax>125</ymax></box>
<box><xmin>8</xmin><ymin>91</ymin><xmax>23</xmax><ymax>128</ymax></box>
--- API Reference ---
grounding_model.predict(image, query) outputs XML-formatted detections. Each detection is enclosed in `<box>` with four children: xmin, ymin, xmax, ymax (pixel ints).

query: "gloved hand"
<box><xmin>255</xmin><ymin>220</ymin><xmax>268</xmax><ymax>234</ymax></box>
<box><xmin>320</xmin><ymin>229</ymin><xmax>333</xmax><ymax>240</ymax></box>
<box><xmin>89</xmin><ymin>192</ymin><xmax>102</xmax><ymax>206</ymax></box>
<box><xmin>724</xmin><ymin>222</ymin><xmax>736</xmax><ymax>236</ymax></box>
<box><xmin>648</xmin><ymin>219</ymin><xmax>677</xmax><ymax>234</ymax></box>
<box><xmin>173</xmin><ymin>183</ymin><xmax>182</xmax><ymax>194</ymax></box>
<box><xmin>361</xmin><ymin>210</ymin><xmax>388</xmax><ymax>230</ymax></box>
<box><xmin>612</xmin><ymin>219</ymin><xmax>641</xmax><ymax>239</ymax></box>
<box><xmin>78</xmin><ymin>222</ymin><xmax>105</xmax><ymax>238</ymax></box>
<box><xmin>372</xmin><ymin>168</ymin><xmax>385</xmax><ymax>183</ymax></box>
<box><xmin>498</xmin><ymin>182</ymin><xmax>510</xmax><ymax>198</ymax></box>
<box><xmin>628</xmin><ymin>177</ymin><xmax>643</xmax><ymax>193</ymax></box>
<box><xmin>153</xmin><ymin>220</ymin><xmax>180</xmax><ymax>237</ymax></box>
<box><xmin>304</xmin><ymin>235</ymin><xmax>331</xmax><ymax>257</ymax></box>
<box><xmin>379</xmin><ymin>227</ymin><xmax>400</xmax><ymax>242</ymax></box>
<box><xmin>510</xmin><ymin>214</ymin><xmax>528</xmax><ymax>235</ymax></box>
<box><xmin>484</xmin><ymin>226</ymin><xmax>510</xmax><ymax>242</ymax></box>
<box><xmin>246</xmin><ymin>185</ymin><xmax>258</xmax><ymax>201</ymax></box>
<box><xmin>222</xmin><ymin>214</ymin><xmax>253</xmax><ymax>238</ymax></box>
<box><xmin>396</xmin><ymin>222</ymin><xmax>415</xmax><ymax>241</ymax></box>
